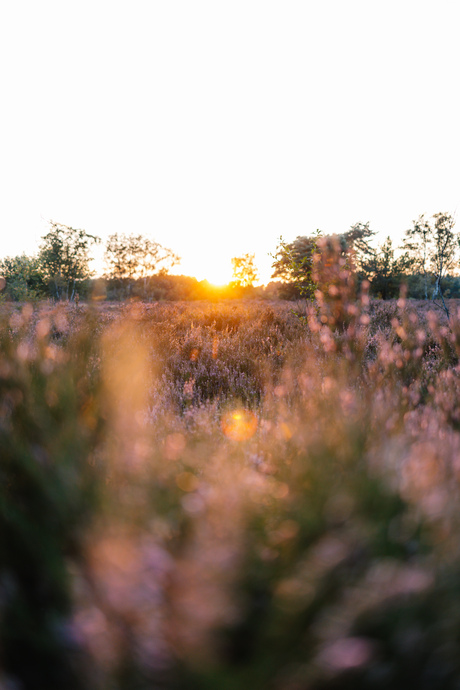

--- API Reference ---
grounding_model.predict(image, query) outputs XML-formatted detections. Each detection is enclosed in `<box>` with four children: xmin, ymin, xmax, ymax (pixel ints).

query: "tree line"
<box><xmin>0</xmin><ymin>222</ymin><xmax>181</xmax><ymax>302</ymax></box>
<box><xmin>271</xmin><ymin>214</ymin><xmax>460</xmax><ymax>313</ymax></box>
<box><xmin>0</xmin><ymin>214</ymin><xmax>459</xmax><ymax>304</ymax></box>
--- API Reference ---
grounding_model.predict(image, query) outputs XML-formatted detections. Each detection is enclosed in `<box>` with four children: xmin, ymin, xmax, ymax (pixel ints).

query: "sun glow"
<box><xmin>175</xmin><ymin>255</ymin><xmax>235</xmax><ymax>287</ymax></box>
<box><xmin>207</xmin><ymin>279</ymin><xmax>230</xmax><ymax>288</ymax></box>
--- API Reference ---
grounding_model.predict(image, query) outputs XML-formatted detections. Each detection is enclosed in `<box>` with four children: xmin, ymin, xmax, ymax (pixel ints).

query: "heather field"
<box><xmin>3</xmin><ymin>290</ymin><xmax>460</xmax><ymax>689</ymax></box>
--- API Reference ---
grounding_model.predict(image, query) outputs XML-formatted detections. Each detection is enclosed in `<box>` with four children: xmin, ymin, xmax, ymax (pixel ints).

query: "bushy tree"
<box><xmin>39</xmin><ymin>221</ymin><xmax>100</xmax><ymax>301</ymax></box>
<box><xmin>0</xmin><ymin>254</ymin><xmax>47</xmax><ymax>301</ymax></box>
<box><xmin>271</xmin><ymin>234</ymin><xmax>321</xmax><ymax>299</ymax></box>
<box><xmin>272</xmin><ymin>225</ymin><xmax>377</xmax><ymax>300</ymax></box>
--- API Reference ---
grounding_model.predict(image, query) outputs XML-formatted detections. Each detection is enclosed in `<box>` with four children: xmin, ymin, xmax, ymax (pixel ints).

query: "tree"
<box><xmin>403</xmin><ymin>212</ymin><xmax>459</xmax><ymax>316</ymax></box>
<box><xmin>271</xmin><ymin>234</ymin><xmax>321</xmax><ymax>299</ymax></box>
<box><xmin>403</xmin><ymin>215</ymin><xmax>433</xmax><ymax>300</ymax></box>
<box><xmin>104</xmin><ymin>233</ymin><xmax>179</xmax><ymax>299</ymax></box>
<box><xmin>136</xmin><ymin>237</ymin><xmax>180</xmax><ymax>297</ymax></box>
<box><xmin>343</xmin><ymin>222</ymin><xmax>377</xmax><ymax>274</ymax></box>
<box><xmin>365</xmin><ymin>236</ymin><xmax>411</xmax><ymax>299</ymax></box>
<box><xmin>103</xmin><ymin>233</ymin><xmax>138</xmax><ymax>287</ymax></box>
<box><xmin>0</xmin><ymin>254</ymin><xmax>47</xmax><ymax>301</ymax></box>
<box><xmin>271</xmin><ymin>225</ymin><xmax>378</xmax><ymax>300</ymax></box>
<box><xmin>39</xmin><ymin>221</ymin><xmax>100</xmax><ymax>300</ymax></box>
<box><xmin>231</xmin><ymin>253</ymin><xmax>259</xmax><ymax>288</ymax></box>
<box><xmin>430</xmin><ymin>212</ymin><xmax>459</xmax><ymax>317</ymax></box>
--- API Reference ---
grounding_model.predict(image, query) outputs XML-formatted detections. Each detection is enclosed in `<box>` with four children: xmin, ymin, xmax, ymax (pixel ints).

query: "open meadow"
<box><xmin>3</xmin><ymin>291</ymin><xmax>460</xmax><ymax>689</ymax></box>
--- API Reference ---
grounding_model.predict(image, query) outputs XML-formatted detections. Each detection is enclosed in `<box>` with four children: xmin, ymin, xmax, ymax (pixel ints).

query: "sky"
<box><xmin>1</xmin><ymin>1</ymin><xmax>459</xmax><ymax>285</ymax></box>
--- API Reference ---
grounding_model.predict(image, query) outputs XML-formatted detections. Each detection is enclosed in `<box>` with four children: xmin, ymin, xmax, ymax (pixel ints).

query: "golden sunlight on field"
<box><xmin>4</xmin><ymin>273</ymin><xmax>460</xmax><ymax>689</ymax></box>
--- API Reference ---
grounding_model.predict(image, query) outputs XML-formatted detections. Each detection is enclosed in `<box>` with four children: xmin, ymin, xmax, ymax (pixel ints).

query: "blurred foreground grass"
<box><xmin>3</xmin><ymin>288</ymin><xmax>460</xmax><ymax>689</ymax></box>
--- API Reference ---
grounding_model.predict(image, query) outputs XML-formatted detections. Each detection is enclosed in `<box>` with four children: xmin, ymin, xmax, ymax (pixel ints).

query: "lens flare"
<box><xmin>221</xmin><ymin>408</ymin><xmax>258</xmax><ymax>441</ymax></box>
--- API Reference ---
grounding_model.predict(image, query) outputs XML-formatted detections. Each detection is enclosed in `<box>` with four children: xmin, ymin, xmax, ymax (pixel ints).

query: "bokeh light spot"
<box><xmin>221</xmin><ymin>408</ymin><xmax>258</xmax><ymax>441</ymax></box>
<box><xmin>176</xmin><ymin>471</ymin><xmax>199</xmax><ymax>492</ymax></box>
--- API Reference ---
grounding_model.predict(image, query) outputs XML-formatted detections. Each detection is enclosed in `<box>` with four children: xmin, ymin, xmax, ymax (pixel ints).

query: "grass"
<box><xmin>3</xmin><ymin>285</ymin><xmax>460</xmax><ymax>689</ymax></box>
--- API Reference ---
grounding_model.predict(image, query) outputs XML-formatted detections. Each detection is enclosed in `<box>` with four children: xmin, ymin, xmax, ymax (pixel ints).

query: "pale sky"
<box><xmin>1</xmin><ymin>1</ymin><xmax>459</xmax><ymax>285</ymax></box>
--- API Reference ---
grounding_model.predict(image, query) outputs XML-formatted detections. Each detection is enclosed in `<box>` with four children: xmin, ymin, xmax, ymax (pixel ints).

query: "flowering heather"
<box><xmin>2</xmin><ymin>282</ymin><xmax>460</xmax><ymax>689</ymax></box>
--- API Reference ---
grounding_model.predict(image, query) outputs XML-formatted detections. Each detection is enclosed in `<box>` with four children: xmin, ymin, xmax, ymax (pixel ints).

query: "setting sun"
<box><xmin>175</xmin><ymin>254</ymin><xmax>235</xmax><ymax>286</ymax></box>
